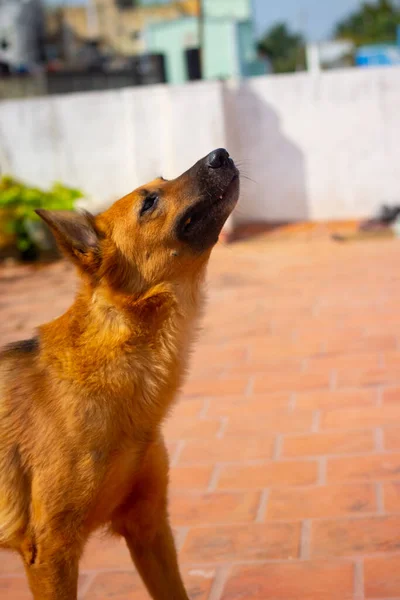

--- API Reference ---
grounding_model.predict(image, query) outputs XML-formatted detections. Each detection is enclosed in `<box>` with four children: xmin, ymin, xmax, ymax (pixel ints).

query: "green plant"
<box><xmin>0</xmin><ymin>176</ymin><xmax>83</xmax><ymax>258</ymax></box>
<box><xmin>334</xmin><ymin>0</ymin><xmax>400</xmax><ymax>46</ymax></box>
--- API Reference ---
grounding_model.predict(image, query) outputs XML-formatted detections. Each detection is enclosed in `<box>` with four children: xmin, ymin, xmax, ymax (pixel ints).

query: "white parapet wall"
<box><xmin>227</xmin><ymin>67</ymin><xmax>400</xmax><ymax>222</ymax></box>
<box><xmin>1</xmin><ymin>66</ymin><xmax>400</xmax><ymax>223</ymax></box>
<box><xmin>0</xmin><ymin>80</ymin><xmax>227</xmax><ymax>214</ymax></box>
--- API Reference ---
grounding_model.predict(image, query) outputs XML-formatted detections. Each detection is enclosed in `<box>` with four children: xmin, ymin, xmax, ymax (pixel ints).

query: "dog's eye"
<box><xmin>140</xmin><ymin>193</ymin><xmax>158</xmax><ymax>216</ymax></box>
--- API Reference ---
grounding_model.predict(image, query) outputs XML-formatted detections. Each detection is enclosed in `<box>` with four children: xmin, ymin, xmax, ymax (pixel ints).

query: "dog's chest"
<box><xmin>85</xmin><ymin>443</ymin><xmax>143</xmax><ymax>529</ymax></box>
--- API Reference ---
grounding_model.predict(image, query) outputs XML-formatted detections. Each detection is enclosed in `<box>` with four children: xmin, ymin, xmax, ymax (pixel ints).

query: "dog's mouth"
<box><xmin>176</xmin><ymin>174</ymin><xmax>239</xmax><ymax>252</ymax></box>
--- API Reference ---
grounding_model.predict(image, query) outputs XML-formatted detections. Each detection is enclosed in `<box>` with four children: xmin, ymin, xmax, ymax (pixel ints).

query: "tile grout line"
<box><xmin>273</xmin><ymin>434</ymin><xmax>283</xmax><ymax>460</ymax></box>
<box><xmin>376</xmin><ymin>386</ymin><xmax>383</xmax><ymax>407</ymax></box>
<box><xmin>376</xmin><ymin>482</ymin><xmax>385</xmax><ymax>515</ymax></box>
<box><xmin>354</xmin><ymin>559</ymin><xmax>364</xmax><ymax>600</ymax></box>
<box><xmin>299</xmin><ymin>519</ymin><xmax>311</xmax><ymax>560</ymax></box>
<box><xmin>199</xmin><ymin>398</ymin><xmax>211</xmax><ymax>419</ymax></box>
<box><xmin>288</xmin><ymin>392</ymin><xmax>297</xmax><ymax>412</ymax></box>
<box><xmin>375</xmin><ymin>428</ymin><xmax>385</xmax><ymax>452</ymax></box>
<box><xmin>217</xmin><ymin>417</ymin><xmax>228</xmax><ymax>440</ymax></box>
<box><xmin>329</xmin><ymin>369</ymin><xmax>338</xmax><ymax>391</ymax></box>
<box><xmin>176</xmin><ymin>526</ymin><xmax>190</xmax><ymax>552</ymax></box>
<box><xmin>207</xmin><ymin>564</ymin><xmax>232</xmax><ymax>600</ymax></box>
<box><xmin>245</xmin><ymin>375</ymin><xmax>255</xmax><ymax>397</ymax></box>
<box><xmin>255</xmin><ymin>489</ymin><xmax>270</xmax><ymax>523</ymax></box>
<box><xmin>171</xmin><ymin>440</ymin><xmax>186</xmax><ymax>467</ymax></box>
<box><xmin>311</xmin><ymin>410</ymin><xmax>321</xmax><ymax>433</ymax></box>
<box><xmin>207</xmin><ymin>463</ymin><xmax>222</xmax><ymax>492</ymax></box>
<box><xmin>318</xmin><ymin>457</ymin><xmax>327</xmax><ymax>485</ymax></box>
<box><xmin>300</xmin><ymin>358</ymin><xmax>309</xmax><ymax>373</ymax></box>
<box><xmin>78</xmin><ymin>572</ymin><xmax>98</xmax><ymax>599</ymax></box>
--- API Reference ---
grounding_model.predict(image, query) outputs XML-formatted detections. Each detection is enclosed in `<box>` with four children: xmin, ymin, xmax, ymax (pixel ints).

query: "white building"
<box><xmin>0</xmin><ymin>0</ymin><xmax>45</xmax><ymax>71</ymax></box>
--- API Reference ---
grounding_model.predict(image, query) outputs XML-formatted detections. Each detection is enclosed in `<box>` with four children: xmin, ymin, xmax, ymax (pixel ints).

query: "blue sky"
<box><xmin>44</xmin><ymin>0</ymin><xmax>364</xmax><ymax>41</ymax></box>
<box><xmin>253</xmin><ymin>0</ymin><xmax>363</xmax><ymax>40</ymax></box>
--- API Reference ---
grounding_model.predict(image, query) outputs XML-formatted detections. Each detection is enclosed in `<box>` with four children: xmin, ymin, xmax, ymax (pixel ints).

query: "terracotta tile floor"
<box><xmin>2</xmin><ymin>231</ymin><xmax>400</xmax><ymax>599</ymax></box>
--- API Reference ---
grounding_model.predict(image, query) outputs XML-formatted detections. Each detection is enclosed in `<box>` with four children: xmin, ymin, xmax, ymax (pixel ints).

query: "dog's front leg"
<box><xmin>124</xmin><ymin>513</ymin><xmax>188</xmax><ymax>600</ymax></box>
<box><xmin>21</xmin><ymin>532</ymin><xmax>81</xmax><ymax>600</ymax></box>
<box><xmin>112</xmin><ymin>437</ymin><xmax>189</xmax><ymax>600</ymax></box>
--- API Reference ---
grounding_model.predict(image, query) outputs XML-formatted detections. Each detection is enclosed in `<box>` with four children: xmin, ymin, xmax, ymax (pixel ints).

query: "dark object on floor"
<box><xmin>332</xmin><ymin>205</ymin><xmax>400</xmax><ymax>242</ymax></box>
<box><xmin>360</xmin><ymin>204</ymin><xmax>400</xmax><ymax>231</ymax></box>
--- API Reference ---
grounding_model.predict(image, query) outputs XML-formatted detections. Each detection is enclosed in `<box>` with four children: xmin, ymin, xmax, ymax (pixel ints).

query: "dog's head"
<box><xmin>37</xmin><ymin>149</ymin><xmax>239</xmax><ymax>293</ymax></box>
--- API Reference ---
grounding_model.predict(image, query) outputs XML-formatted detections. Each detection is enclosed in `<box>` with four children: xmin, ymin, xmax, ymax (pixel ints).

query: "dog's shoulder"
<box><xmin>2</xmin><ymin>337</ymin><xmax>40</xmax><ymax>357</ymax></box>
<box><xmin>3</xmin><ymin>337</ymin><xmax>39</xmax><ymax>355</ymax></box>
<box><xmin>0</xmin><ymin>337</ymin><xmax>40</xmax><ymax>375</ymax></box>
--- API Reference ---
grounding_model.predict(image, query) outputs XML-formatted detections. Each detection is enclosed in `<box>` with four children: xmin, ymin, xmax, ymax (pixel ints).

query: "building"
<box><xmin>46</xmin><ymin>1</ymin><xmax>199</xmax><ymax>56</ymax></box>
<box><xmin>306</xmin><ymin>40</ymin><xmax>355</xmax><ymax>73</ymax></box>
<box><xmin>44</xmin><ymin>0</ymin><xmax>266</xmax><ymax>84</ymax></box>
<box><xmin>0</xmin><ymin>0</ymin><xmax>46</xmax><ymax>72</ymax></box>
<box><xmin>352</xmin><ymin>26</ymin><xmax>400</xmax><ymax>68</ymax></box>
<box><xmin>145</xmin><ymin>0</ymin><xmax>267</xmax><ymax>83</ymax></box>
<box><xmin>355</xmin><ymin>44</ymin><xmax>400</xmax><ymax>67</ymax></box>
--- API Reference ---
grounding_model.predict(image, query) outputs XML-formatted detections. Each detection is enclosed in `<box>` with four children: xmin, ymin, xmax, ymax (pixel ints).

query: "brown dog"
<box><xmin>0</xmin><ymin>149</ymin><xmax>239</xmax><ymax>600</ymax></box>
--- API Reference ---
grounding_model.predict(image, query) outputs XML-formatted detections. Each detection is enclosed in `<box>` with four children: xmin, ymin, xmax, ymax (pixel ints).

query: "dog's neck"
<box><xmin>38</xmin><ymin>274</ymin><xmax>205</xmax><ymax>420</ymax></box>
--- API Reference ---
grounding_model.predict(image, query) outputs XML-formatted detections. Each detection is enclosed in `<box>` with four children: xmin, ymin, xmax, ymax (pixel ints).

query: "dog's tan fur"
<box><xmin>0</xmin><ymin>151</ymin><xmax>239</xmax><ymax>599</ymax></box>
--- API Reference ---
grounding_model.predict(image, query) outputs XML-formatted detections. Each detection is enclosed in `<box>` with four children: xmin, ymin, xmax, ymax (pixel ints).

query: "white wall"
<box><xmin>1</xmin><ymin>67</ymin><xmax>400</xmax><ymax>222</ymax></box>
<box><xmin>228</xmin><ymin>67</ymin><xmax>400</xmax><ymax>221</ymax></box>
<box><xmin>0</xmin><ymin>80</ymin><xmax>226</xmax><ymax>214</ymax></box>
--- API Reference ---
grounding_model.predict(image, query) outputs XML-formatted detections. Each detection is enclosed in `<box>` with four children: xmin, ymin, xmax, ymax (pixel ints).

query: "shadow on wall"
<box><xmin>223</xmin><ymin>80</ymin><xmax>309</xmax><ymax>225</ymax></box>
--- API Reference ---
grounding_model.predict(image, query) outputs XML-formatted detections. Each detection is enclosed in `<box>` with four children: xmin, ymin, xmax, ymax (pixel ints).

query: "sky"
<box><xmin>252</xmin><ymin>0</ymin><xmax>364</xmax><ymax>40</ymax></box>
<box><xmin>44</xmin><ymin>0</ymin><xmax>365</xmax><ymax>42</ymax></box>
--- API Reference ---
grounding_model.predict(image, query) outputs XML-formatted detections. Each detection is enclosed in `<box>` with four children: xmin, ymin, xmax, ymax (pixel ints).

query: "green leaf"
<box><xmin>0</xmin><ymin>175</ymin><xmax>85</xmax><ymax>260</ymax></box>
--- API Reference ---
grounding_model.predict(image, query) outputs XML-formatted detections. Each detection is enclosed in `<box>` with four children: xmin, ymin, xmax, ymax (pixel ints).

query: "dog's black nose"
<box><xmin>206</xmin><ymin>148</ymin><xmax>230</xmax><ymax>169</ymax></box>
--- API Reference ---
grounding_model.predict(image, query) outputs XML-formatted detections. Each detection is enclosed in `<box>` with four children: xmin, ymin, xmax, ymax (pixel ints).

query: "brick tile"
<box><xmin>0</xmin><ymin>551</ymin><xmax>25</xmax><ymax>575</ymax></box>
<box><xmin>163</xmin><ymin>418</ymin><xmax>220</xmax><ymax>440</ymax></box>
<box><xmin>327</xmin><ymin>453</ymin><xmax>400</xmax><ymax>482</ymax></box>
<box><xmin>165</xmin><ymin>441</ymin><xmax>178</xmax><ymax>461</ymax></box>
<box><xmin>169</xmin><ymin>491</ymin><xmax>260</xmax><ymax>526</ymax></box>
<box><xmin>382</xmin><ymin>352</ymin><xmax>400</xmax><ymax>368</ymax></box>
<box><xmin>225</xmin><ymin>411</ymin><xmax>314</xmax><ymax>436</ymax></box>
<box><xmin>307</xmin><ymin>353</ymin><xmax>380</xmax><ymax>372</ymax></box>
<box><xmin>0</xmin><ymin>577</ymin><xmax>32</xmax><ymax>599</ymax></box>
<box><xmin>179</xmin><ymin>436</ymin><xmax>275</xmax><ymax>464</ymax></box>
<box><xmin>283</xmin><ymin>430</ymin><xmax>374</xmax><ymax>458</ymax></box>
<box><xmin>182</xmin><ymin>377</ymin><xmax>249</xmax><ymax>397</ymax></box>
<box><xmin>383</xmin><ymin>482</ymin><xmax>400</xmax><ymax>512</ymax></box>
<box><xmin>221</xmin><ymin>561</ymin><xmax>355</xmax><ymax>600</ymax></box>
<box><xmin>296</xmin><ymin>389</ymin><xmax>376</xmax><ymax>410</ymax></box>
<box><xmin>191</xmin><ymin>345</ymin><xmax>247</xmax><ymax>367</ymax></box>
<box><xmin>83</xmin><ymin>569</ymin><xmax>213</xmax><ymax>600</ymax></box>
<box><xmin>230</xmin><ymin>358</ymin><xmax>303</xmax><ymax>376</ymax></box>
<box><xmin>267</xmin><ymin>484</ymin><xmax>376</xmax><ymax>520</ymax></box>
<box><xmin>206</xmin><ymin>393</ymin><xmax>291</xmax><ymax>417</ymax></box>
<box><xmin>170</xmin><ymin>399</ymin><xmax>205</xmax><ymax>419</ymax></box>
<box><xmin>81</xmin><ymin>534</ymin><xmax>133</xmax><ymax>570</ymax></box>
<box><xmin>250</xmin><ymin>338</ymin><xmax>323</xmax><ymax>361</ymax></box>
<box><xmin>337</xmin><ymin>367</ymin><xmax>400</xmax><ymax>387</ymax></box>
<box><xmin>364</xmin><ymin>555</ymin><xmax>400</xmax><ymax>598</ymax></box>
<box><xmin>322</xmin><ymin>405</ymin><xmax>400</xmax><ymax>430</ymax></box>
<box><xmin>325</xmin><ymin>334</ymin><xmax>397</xmax><ymax>354</ymax></box>
<box><xmin>383</xmin><ymin>386</ymin><xmax>400</xmax><ymax>404</ymax></box>
<box><xmin>182</xmin><ymin>522</ymin><xmax>301</xmax><ymax>562</ymax></box>
<box><xmin>311</xmin><ymin>516</ymin><xmax>400</xmax><ymax>557</ymax></box>
<box><xmin>384</xmin><ymin>427</ymin><xmax>400</xmax><ymax>450</ymax></box>
<box><xmin>218</xmin><ymin>460</ymin><xmax>318</xmax><ymax>489</ymax></box>
<box><xmin>169</xmin><ymin>466</ymin><xmax>213</xmax><ymax>490</ymax></box>
<box><xmin>254</xmin><ymin>372</ymin><xmax>330</xmax><ymax>394</ymax></box>
<box><xmin>6</xmin><ymin>230</ymin><xmax>400</xmax><ymax>592</ymax></box>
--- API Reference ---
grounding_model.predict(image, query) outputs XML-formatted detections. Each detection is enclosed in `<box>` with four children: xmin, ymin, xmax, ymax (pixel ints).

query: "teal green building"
<box><xmin>144</xmin><ymin>0</ymin><xmax>268</xmax><ymax>84</ymax></box>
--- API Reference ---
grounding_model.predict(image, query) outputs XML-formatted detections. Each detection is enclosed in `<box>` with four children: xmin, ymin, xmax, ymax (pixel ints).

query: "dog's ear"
<box><xmin>36</xmin><ymin>210</ymin><xmax>101</xmax><ymax>272</ymax></box>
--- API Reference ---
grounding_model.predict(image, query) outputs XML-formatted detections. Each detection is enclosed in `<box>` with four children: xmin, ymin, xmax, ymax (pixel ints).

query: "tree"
<box><xmin>257</xmin><ymin>23</ymin><xmax>306</xmax><ymax>74</ymax></box>
<box><xmin>334</xmin><ymin>0</ymin><xmax>400</xmax><ymax>46</ymax></box>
